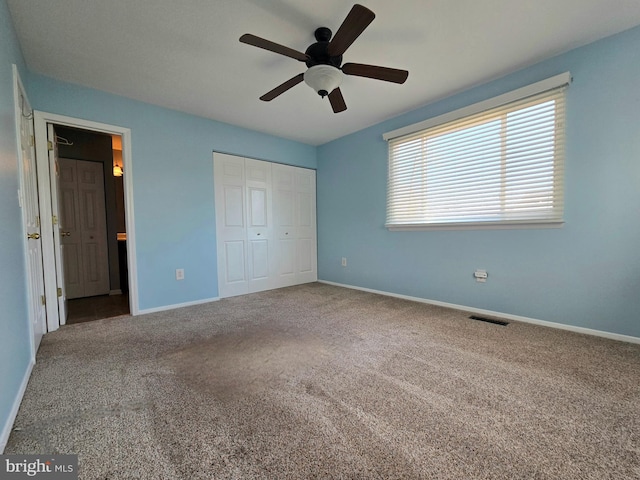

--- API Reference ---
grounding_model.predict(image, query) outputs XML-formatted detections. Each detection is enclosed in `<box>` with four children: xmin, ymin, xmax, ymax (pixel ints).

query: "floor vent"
<box><xmin>469</xmin><ymin>315</ymin><xmax>509</xmax><ymax>326</ymax></box>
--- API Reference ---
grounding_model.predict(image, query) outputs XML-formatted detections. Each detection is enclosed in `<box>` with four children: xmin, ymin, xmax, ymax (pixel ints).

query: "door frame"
<box><xmin>47</xmin><ymin>125</ymin><xmax>67</xmax><ymax>323</ymax></box>
<box><xmin>34</xmin><ymin>111</ymin><xmax>139</xmax><ymax>331</ymax></box>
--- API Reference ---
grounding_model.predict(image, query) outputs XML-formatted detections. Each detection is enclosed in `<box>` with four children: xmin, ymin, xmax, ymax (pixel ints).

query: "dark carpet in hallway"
<box><xmin>66</xmin><ymin>294</ymin><xmax>130</xmax><ymax>325</ymax></box>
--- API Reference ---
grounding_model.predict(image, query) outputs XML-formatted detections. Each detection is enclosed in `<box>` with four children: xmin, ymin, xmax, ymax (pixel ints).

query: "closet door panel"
<box><xmin>214</xmin><ymin>153</ymin><xmax>248</xmax><ymax>297</ymax></box>
<box><xmin>249</xmin><ymin>188</ymin><xmax>267</xmax><ymax>227</ymax></box>
<box><xmin>278</xmin><ymin>239</ymin><xmax>296</xmax><ymax>276</ymax></box>
<box><xmin>224</xmin><ymin>186</ymin><xmax>244</xmax><ymax>227</ymax></box>
<box><xmin>297</xmin><ymin>238</ymin><xmax>314</xmax><ymax>274</ymax></box>
<box><xmin>295</xmin><ymin>167</ymin><xmax>317</xmax><ymax>283</ymax></box>
<box><xmin>245</xmin><ymin>158</ymin><xmax>274</xmax><ymax>292</ymax></box>
<box><xmin>224</xmin><ymin>241</ymin><xmax>246</xmax><ymax>284</ymax></box>
<box><xmin>272</xmin><ymin>164</ymin><xmax>298</xmax><ymax>287</ymax></box>
<box><xmin>249</xmin><ymin>240</ymin><xmax>269</xmax><ymax>279</ymax></box>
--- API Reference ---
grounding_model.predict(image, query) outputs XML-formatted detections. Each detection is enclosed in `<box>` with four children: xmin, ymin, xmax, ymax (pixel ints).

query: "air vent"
<box><xmin>469</xmin><ymin>315</ymin><xmax>509</xmax><ymax>326</ymax></box>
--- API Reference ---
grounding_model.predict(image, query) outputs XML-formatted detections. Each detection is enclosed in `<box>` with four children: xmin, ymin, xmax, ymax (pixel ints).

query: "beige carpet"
<box><xmin>6</xmin><ymin>283</ymin><xmax>640</xmax><ymax>479</ymax></box>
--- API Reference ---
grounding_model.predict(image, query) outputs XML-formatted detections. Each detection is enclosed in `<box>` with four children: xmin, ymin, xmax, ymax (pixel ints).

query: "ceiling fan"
<box><xmin>239</xmin><ymin>4</ymin><xmax>409</xmax><ymax>113</ymax></box>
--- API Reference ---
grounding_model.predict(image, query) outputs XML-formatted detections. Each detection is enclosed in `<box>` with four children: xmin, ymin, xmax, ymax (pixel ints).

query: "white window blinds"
<box><xmin>386</xmin><ymin>80</ymin><xmax>567</xmax><ymax>229</ymax></box>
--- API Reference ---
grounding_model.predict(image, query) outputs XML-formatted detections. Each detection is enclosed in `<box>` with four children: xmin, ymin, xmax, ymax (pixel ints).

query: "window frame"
<box><xmin>383</xmin><ymin>73</ymin><xmax>570</xmax><ymax>231</ymax></box>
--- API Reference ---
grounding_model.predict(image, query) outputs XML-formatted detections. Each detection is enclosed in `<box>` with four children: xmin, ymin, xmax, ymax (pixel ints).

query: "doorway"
<box><xmin>53</xmin><ymin>126</ymin><xmax>129</xmax><ymax>324</ymax></box>
<box><xmin>33</xmin><ymin>111</ymin><xmax>138</xmax><ymax>332</ymax></box>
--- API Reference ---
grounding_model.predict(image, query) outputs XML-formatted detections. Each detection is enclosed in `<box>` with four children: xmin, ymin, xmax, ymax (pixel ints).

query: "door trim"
<box><xmin>33</xmin><ymin>111</ymin><xmax>139</xmax><ymax>330</ymax></box>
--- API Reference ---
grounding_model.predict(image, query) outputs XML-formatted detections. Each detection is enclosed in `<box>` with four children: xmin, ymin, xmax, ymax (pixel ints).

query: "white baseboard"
<box><xmin>0</xmin><ymin>359</ymin><xmax>34</xmax><ymax>453</ymax></box>
<box><xmin>137</xmin><ymin>297</ymin><xmax>220</xmax><ymax>315</ymax></box>
<box><xmin>318</xmin><ymin>280</ymin><xmax>640</xmax><ymax>345</ymax></box>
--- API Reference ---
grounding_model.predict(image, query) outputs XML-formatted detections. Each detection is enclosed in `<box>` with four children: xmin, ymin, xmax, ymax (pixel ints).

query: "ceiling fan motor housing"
<box><xmin>305</xmin><ymin>27</ymin><xmax>343</xmax><ymax>69</ymax></box>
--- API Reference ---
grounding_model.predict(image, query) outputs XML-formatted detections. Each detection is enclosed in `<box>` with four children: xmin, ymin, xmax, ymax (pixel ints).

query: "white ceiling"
<box><xmin>8</xmin><ymin>0</ymin><xmax>640</xmax><ymax>145</ymax></box>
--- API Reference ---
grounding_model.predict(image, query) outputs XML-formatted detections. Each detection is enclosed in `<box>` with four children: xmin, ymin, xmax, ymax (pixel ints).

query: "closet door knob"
<box><xmin>27</xmin><ymin>233</ymin><xmax>40</xmax><ymax>240</ymax></box>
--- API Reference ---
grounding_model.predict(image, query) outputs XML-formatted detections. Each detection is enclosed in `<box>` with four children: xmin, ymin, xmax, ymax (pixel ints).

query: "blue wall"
<box><xmin>0</xmin><ymin>0</ymin><xmax>32</xmax><ymax>447</ymax></box>
<box><xmin>317</xmin><ymin>25</ymin><xmax>640</xmax><ymax>338</ymax></box>
<box><xmin>27</xmin><ymin>75</ymin><xmax>316</xmax><ymax>311</ymax></box>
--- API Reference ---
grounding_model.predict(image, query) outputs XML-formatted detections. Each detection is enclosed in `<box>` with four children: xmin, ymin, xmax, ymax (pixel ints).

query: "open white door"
<box><xmin>14</xmin><ymin>65</ymin><xmax>46</xmax><ymax>353</ymax></box>
<box><xmin>47</xmin><ymin>124</ymin><xmax>68</xmax><ymax>325</ymax></box>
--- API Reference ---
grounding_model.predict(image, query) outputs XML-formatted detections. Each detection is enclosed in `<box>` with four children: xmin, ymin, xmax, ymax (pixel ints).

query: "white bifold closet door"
<box><xmin>214</xmin><ymin>153</ymin><xmax>317</xmax><ymax>298</ymax></box>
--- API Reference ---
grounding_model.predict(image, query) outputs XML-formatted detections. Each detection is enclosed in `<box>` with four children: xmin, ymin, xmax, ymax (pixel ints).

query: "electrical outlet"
<box><xmin>474</xmin><ymin>269</ymin><xmax>487</xmax><ymax>283</ymax></box>
<box><xmin>341</xmin><ymin>257</ymin><xmax>347</xmax><ymax>267</ymax></box>
<box><xmin>176</xmin><ymin>268</ymin><xmax>185</xmax><ymax>280</ymax></box>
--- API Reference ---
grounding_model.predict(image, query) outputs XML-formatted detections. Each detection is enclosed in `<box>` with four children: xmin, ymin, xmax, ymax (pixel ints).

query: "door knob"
<box><xmin>61</xmin><ymin>231</ymin><xmax>71</xmax><ymax>237</ymax></box>
<box><xmin>27</xmin><ymin>233</ymin><xmax>40</xmax><ymax>240</ymax></box>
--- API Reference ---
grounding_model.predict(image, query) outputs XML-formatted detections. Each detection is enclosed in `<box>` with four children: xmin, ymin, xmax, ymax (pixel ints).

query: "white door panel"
<box><xmin>295</xmin><ymin>168</ymin><xmax>317</xmax><ymax>283</ymax></box>
<box><xmin>48</xmin><ymin>124</ymin><xmax>68</xmax><ymax>323</ymax></box>
<box><xmin>62</xmin><ymin>244</ymin><xmax>82</xmax><ymax>290</ymax></box>
<box><xmin>16</xmin><ymin>74</ymin><xmax>46</xmax><ymax>348</ymax></box>
<box><xmin>298</xmin><ymin>238</ymin><xmax>314</xmax><ymax>273</ymax></box>
<box><xmin>58</xmin><ymin>158</ymin><xmax>109</xmax><ymax>298</ymax></box>
<box><xmin>224</xmin><ymin>241</ymin><xmax>246</xmax><ymax>283</ymax></box>
<box><xmin>77</xmin><ymin>160</ymin><xmax>109</xmax><ymax>297</ymax></box>
<box><xmin>249</xmin><ymin>240</ymin><xmax>269</xmax><ymax>279</ymax></box>
<box><xmin>223</xmin><ymin>186</ymin><xmax>244</xmax><ymax>227</ymax></box>
<box><xmin>223</xmin><ymin>162</ymin><xmax>243</xmax><ymax>178</ymax></box>
<box><xmin>246</xmin><ymin>163</ymin><xmax>268</xmax><ymax>182</ymax></box>
<box><xmin>298</xmin><ymin>192</ymin><xmax>313</xmax><ymax>227</ymax></box>
<box><xmin>215</xmin><ymin>153</ymin><xmax>248</xmax><ymax>297</ymax></box>
<box><xmin>59</xmin><ymin>158</ymin><xmax>82</xmax><ymax>299</ymax></box>
<box><xmin>275</xmin><ymin>192</ymin><xmax>294</xmax><ymax>226</ymax></box>
<box><xmin>277</xmin><ymin>237</ymin><xmax>297</xmax><ymax>287</ymax></box>
<box><xmin>272</xmin><ymin>164</ymin><xmax>297</xmax><ymax>288</ymax></box>
<box><xmin>248</xmin><ymin>187</ymin><xmax>267</xmax><ymax>227</ymax></box>
<box><xmin>245</xmin><ymin>158</ymin><xmax>273</xmax><ymax>291</ymax></box>
<box><xmin>296</xmin><ymin>171</ymin><xmax>313</xmax><ymax>191</ymax></box>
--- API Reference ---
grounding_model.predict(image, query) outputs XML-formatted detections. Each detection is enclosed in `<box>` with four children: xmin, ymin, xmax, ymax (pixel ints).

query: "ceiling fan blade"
<box><xmin>240</xmin><ymin>34</ymin><xmax>308</xmax><ymax>62</ymax></box>
<box><xmin>327</xmin><ymin>4</ymin><xmax>375</xmax><ymax>57</ymax></box>
<box><xmin>259</xmin><ymin>73</ymin><xmax>305</xmax><ymax>101</ymax></box>
<box><xmin>342</xmin><ymin>63</ymin><xmax>409</xmax><ymax>84</ymax></box>
<box><xmin>328</xmin><ymin>88</ymin><xmax>347</xmax><ymax>113</ymax></box>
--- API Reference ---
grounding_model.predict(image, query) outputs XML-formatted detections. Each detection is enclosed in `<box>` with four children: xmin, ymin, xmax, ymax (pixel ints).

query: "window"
<box><xmin>385</xmin><ymin>75</ymin><xmax>568</xmax><ymax>229</ymax></box>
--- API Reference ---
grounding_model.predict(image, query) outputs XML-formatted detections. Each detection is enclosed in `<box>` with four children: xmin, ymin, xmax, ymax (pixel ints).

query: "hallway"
<box><xmin>66</xmin><ymin>294</ymin><xmax>129</xmax><ymax>325</ymax></box>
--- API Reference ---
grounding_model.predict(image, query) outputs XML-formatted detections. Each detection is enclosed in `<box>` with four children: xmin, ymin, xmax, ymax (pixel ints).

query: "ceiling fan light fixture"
<box><xmin>304</xmin><ymin>65</ymin><xmax>343</xmax><ymax>97</ymax></box>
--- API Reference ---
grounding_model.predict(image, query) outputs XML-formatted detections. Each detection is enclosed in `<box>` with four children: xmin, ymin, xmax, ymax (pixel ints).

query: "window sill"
<box><xmin>386</xmin><ymin>221</ymin><xmax>564</xmax><ymax>231</ymax></box>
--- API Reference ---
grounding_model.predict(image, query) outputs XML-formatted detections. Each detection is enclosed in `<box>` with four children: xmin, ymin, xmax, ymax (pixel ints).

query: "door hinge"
<box><xmin>41</xmin><ymin>295</ymin><xmax>46</xmax><ymax>306</ymax></box>
<box><xmin>57</xmin><ymin>288</ymin><xmax>62</xmax><ymax>298</ymax></box>
<box><xmin>29</xmin><ymin>135</ymin><xmax>35</xmax><ymax>147</ymax></box>
<box><xmin>52</xmin><ymin>215</ymin><xmax>58</xmax><ymax>225</ymax></box>
<box><xmin>47</xmin><ymin>140</ymin><xmax>53</xmax><ymax>151</ymax></box>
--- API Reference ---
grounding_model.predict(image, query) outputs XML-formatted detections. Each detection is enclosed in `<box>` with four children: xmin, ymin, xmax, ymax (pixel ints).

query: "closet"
<box><xmin>214</xmin><ymin>153</ymin><xmax>317</xmax><ymax>298</ymax></box>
